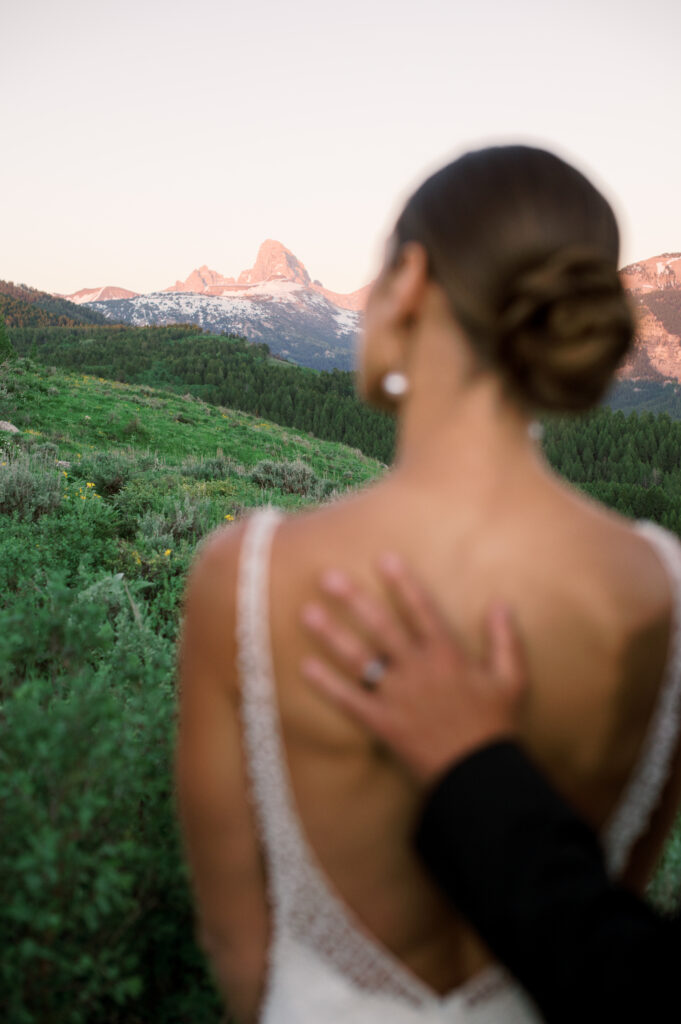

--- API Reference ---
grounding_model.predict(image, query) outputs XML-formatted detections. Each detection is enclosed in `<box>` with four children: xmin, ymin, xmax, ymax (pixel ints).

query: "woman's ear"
<box><xmin>357</xmin><ymin>240</ymin><xmax>430</xmax><ymax>412</ymax></box>
<box><xmin>385</xmin><ymin>242</ymin><xmax>430</xmax><ymax>327</ymax></box>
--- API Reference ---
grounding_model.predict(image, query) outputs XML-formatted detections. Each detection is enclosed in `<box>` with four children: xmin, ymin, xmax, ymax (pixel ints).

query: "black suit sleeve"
<box><xmin>414</xmin><ymin>740</ymin><xmax>681</xmax><ymax>1024</ymax></box>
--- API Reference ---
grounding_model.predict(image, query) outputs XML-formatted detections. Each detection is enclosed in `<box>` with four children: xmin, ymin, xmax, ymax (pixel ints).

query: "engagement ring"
<box><xmin>360</xmin><ymin>657</ymin><xmax>387</xmax><ymax>691</ymax></box>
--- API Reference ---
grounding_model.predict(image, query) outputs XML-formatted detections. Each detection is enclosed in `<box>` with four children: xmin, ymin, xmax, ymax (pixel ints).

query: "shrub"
<box><xmin>0</xmin><ymin>450</ymin><xmax>64</xmax><ymax>520</ymax></box>
<box><xmin>34</xmin><ymin>442</ymin><xmax>59</xmax><ymax>460</ymax></box>
<box><xmin>0</xmin><ymin>319</ymin><xmax>15</xmax><ymax>360</ymax></box>
<box><xmin>75</xmin><ymin>450</ymin><xmax>136</xmax><ymax>496</ymax></box>
<box><xmin>123</xmin><ymin>415</ymin><xmax>144</xmax><ymax>437</ymax></box>
<box><xmin>180</xmin><ymin>454</ymin><xmax>244</xmax><ymax>481</ymax></box>
<box><xmin>0</xmin><ymin>570</ymin><xmax>222</xmax><ymax>1023</ymax></box>
<box><xmin>137</xmin><ymin>494</ymin><xmax>215</xmax><ymax>550</ymax></box>
<box><xmin>250</xmin><ymin>458</ymin><xmax>327</xmax><ymax>497</ymax></box>
<box><xmin>648</xmin><ymin>816</ymin><xmax>681</xmax><ymax>914</ymax></box>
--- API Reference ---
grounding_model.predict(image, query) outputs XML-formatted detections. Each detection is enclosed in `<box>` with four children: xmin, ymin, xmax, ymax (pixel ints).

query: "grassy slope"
<box><xmin>5</xmin><ymin>361</ymin><xmax>381</xmax><ymax>492</ymax></box>
<box><xmin>0</xmin><ymin>359</ymin><xmax>384</xmax><ymax>1022</ymax></box>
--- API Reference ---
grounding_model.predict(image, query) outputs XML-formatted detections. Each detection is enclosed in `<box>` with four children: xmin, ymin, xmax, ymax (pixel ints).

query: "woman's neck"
<box><xmin>388</xmin><ymin>322</ymin><xmax>549</xmax><ymax>508</ymax></box>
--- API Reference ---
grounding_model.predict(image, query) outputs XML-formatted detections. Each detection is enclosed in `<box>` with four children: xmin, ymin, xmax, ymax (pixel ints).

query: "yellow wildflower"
<box><xmin>224</xmin><ymin>514</ymin><xmax>234</xmax><ymax>521</ymax></box>
<box><xmin>86</xmin><ymin>482</ymin><xmax>95</xmax><ymax>488</ymax></box>
<box><xmin>164</xmin><ymin>549</ymin><xmax>171</xmax><ymax>557</ymax></box>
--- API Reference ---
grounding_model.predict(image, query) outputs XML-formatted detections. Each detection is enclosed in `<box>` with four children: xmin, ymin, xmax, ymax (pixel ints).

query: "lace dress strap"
<box><xmin>235</xmin><ymin>505</ymin><xmax>294</xmax><ymax>911</ymax></box>
<box><xmin>235</xmin><ymin>506</ymin><xmax>465</xmax><ymax>1008</ymax></box>
<box><xmin>602</xmin><ymin>520</ymin><xmax>681</xmax><ymax>876</ymax></box>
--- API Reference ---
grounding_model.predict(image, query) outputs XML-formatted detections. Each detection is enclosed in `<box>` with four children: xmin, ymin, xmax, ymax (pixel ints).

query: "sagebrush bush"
<box><xmin>75</xmin><ymin>450</ymin><xmax>137</xmax><ymax>496</ymax></box>
<box><xmin>180</xmin><ymin>453</ymin><xmax>244</xmax><ymax>481</ymax></box>
<box><xmin>137</xmin><ymin>494</ymin><xmax>216</xmax><ymax>550</ymax></box>
<box><xmin>250</xmin><ymin>458</ymin><xmax>328</xmax><ymax>497</ymax></box>
<box><xmin>0</xmin><ymin>450</ymin><xmax>64</xmax><ymax>520</ymax></box>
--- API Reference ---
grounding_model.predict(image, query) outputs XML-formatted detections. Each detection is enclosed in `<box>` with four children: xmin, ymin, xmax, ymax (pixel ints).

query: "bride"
<box><xmin>175</xmin><ymin>145</ymin><xmax>681</xmax><ymax>1023</ymax></box>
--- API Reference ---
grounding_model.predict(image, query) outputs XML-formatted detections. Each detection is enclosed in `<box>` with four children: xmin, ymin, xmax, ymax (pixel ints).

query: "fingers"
<box><xmin>301</xmin><ymin>602</ymin><xmax>374</xmax><ymax>676</ymax></box>
<box><xmin>378</xmin><ymin>552</ymin><xmax>447</xmax><ymax>644</ymax></box>
<box><xmin>487</xmin><ymin>603</ymin><xmax>528</xmax><ymax>697</ymax></box>
<box><xmin>300</xmin><ymin>656</ymin><xmax>382</xmax><ymax>731</ymax></box>
<box><xmin>318</xmin><ymin>570</ymin><xmax>407</xmax><ymax>660</ymax></box>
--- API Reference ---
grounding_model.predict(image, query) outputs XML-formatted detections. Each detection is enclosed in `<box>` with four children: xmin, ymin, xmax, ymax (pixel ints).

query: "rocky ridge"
<box><xmin>56</xmin><ymin>245</ymin><xmax>681</xmax><ymax>378</ymax></box>
<box><xmin>617</xmin><ymin>254</ymin><xmax>681</xmax><ymax>382</ymax></box>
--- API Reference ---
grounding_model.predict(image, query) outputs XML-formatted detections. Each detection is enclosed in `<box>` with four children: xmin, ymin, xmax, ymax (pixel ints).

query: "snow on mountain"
<box><xmin>75</xmin><ymin>240</ymin><xmax>364</xmax><ymax>370</ymax></box>
<box><xmin>60</xmin><ymin>285</ymin><xmax>139</xmax><ymax>304</ymax></box>
<box><xmin>84</xmin><ymin>287</ymin><xmax>358</xmax><ymax>370</ymax></box>
<box><xmin>60</xmin><ymin>243</ymin><xmax>681</xmax><ymax>380</ymax></box>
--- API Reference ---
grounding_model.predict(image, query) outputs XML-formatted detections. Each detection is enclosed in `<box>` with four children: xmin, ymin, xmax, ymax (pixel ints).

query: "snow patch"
<box><xmin>333</xmin><ymin>308</ymin><xmax>360</xmax><ymax>332</ymax></box>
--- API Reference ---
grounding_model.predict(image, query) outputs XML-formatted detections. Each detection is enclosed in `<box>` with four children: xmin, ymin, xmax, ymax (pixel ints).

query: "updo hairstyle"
<box><xmin>394</xmin><ymin>146</ymin><xmax>634</xmax><ymax>412</ymax></box>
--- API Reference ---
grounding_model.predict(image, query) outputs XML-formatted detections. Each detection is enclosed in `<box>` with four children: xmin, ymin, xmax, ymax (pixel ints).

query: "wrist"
<box><xmin>412</xmin><ymin>726</ymin><xmax>520</xmax><ymax>790</ymax></box>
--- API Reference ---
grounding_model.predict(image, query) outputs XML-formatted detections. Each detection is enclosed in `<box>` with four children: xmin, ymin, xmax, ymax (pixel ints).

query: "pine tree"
<box><xmin>0</xmin><ymin>318</ymin><xmax>15</xmax><ymax>361</ymax></box>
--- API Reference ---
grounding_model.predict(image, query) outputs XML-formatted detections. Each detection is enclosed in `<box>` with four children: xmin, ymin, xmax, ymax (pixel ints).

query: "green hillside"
<box><xmin>9</xmin><ymin>324</ymin><xmax>396</xmax><ymax>462</ymax></box>
<box><xmin>0</xmin><ymin>279</ymin><xmax>112</xmax><ymax>326</ymax></box>
<box><xmin>1</xmin><ymin>356</ymin><xmax>680</xmax><ymax>1022</ymax></box>
<box><xmin>10</xmin><ymin>325</ymin><xmax>681</xmax><ymax>535</ymax></box>
<box><xmin>0</xmin><ymin>357</ymin><xmax>382</xmax><ymax>1024</ymax></box>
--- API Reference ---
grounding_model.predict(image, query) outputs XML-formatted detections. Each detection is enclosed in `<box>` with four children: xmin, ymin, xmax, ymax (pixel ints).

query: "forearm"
<box><xmin>415</xmin><ymin>741</ymin><xmax>681</xmax><ymax>1023</ymax></box>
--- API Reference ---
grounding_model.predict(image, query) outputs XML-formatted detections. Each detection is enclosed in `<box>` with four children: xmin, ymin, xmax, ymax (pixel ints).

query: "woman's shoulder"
<box><xmin>556</xmin><ymin>484</ymin><xmax>674</xmax><ymax>630</ymax></box>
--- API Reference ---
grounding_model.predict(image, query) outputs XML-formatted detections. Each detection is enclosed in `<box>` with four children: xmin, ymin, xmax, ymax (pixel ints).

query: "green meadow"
<box><xmin>1</xmin><ymin>354</ymin><xmax>680</xmax><ymax>1023</ymax></box>
<box><xmin>0</xmin><ymin>356</ymin><xmax>380</xmax><ymax>1024</ymax></box>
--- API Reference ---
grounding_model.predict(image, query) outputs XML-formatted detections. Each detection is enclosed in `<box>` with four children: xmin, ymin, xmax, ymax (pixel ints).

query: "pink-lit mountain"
<box><xmin>163</xmin><ymin>239</ymin><xmax>370</xmax><ymax>311</ymax></box>
<box><xmin>58</xmin><ymin>243</ymin><xmax>681</xmax><ymax>377</ymax></box>
<box><xmin>617</xmin><ymin>254</ymin><xmax>681</xmax><ymax>381</ymax></box>
<box><xmin>60</xmin><ymin>240</ymin><xmax>367</xmax><ymax>370</ymax></box>
<box><xmin>61</xmin><ymin>285</ymin><xmax>139</xmax><ymax>304</ymax></box>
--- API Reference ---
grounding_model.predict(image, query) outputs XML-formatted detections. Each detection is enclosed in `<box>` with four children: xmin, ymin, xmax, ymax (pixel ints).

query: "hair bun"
<box><xmin>493</xmin><ymin>245</ymin><xmax>634</xmax><ymax>411</ymax></box>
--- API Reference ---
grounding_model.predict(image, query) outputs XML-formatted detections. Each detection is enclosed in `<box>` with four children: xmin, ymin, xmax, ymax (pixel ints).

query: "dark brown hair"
<box><xmin>394</xmin><ymin>145</ymin><xmax>634</xmax><ymax>411</ymax></box>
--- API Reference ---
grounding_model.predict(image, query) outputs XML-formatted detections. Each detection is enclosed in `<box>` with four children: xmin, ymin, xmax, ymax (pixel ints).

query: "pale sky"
<box><xmin>3</xmin><ymin>0</ymin><xmax>680</xmax><ymax>296</ymax></box>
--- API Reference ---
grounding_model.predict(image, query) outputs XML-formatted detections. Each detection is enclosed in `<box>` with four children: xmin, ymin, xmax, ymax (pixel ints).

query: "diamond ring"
<box><xmin>360</xmin><ymin>657</ymin><xmax>387</xmax><ymax>692</ymax></box>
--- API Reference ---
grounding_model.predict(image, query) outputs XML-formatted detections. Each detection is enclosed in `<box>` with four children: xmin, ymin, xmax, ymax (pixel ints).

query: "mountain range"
<box><xmin>55</xmin><ymin>244</ymin><xmax>681</xmax><ymax>379</ymax></box>
<box><xmin>58</xmin><ymin>240</ymin><xmax>369</xmax><ymax>370</ymax></box>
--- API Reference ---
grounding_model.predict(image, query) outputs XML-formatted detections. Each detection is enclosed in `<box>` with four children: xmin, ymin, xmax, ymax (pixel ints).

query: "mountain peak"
<box><xmin>238</xmin><ymin>239</ymin><xmax>311</xmax><ymax>286</ymax></box>
<box><xmin>620</xmin><ymin>253</ymin><xmax>681</xmax><ymax>293</ymax></box>
<box><xmin>164</xmin><ymin>266</ymin><xmax>235</xmax><ymax>293</ymax></box>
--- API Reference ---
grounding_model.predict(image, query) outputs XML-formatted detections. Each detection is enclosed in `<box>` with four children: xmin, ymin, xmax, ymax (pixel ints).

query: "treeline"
<box><xmin>544</xmin><ymin>410</ymin><xmax>681</xmax><ymax>533</ymax></box>
<box><xmin>10</xmin><ymin>326</ymin><xmax>397</xmax><ymax>463</ymax></box>
<box><xmin>10</xmin><ymin>324</ymin><xmax>681</xmax><ymax>535</ymax></box>
<box><xmin>0</xmin><ymin>280</ymin><xmax>110</xmax><ymax>327</ymax></box>
<box><xmin>606</xmin><ymin>379</ymin><xmax>681</xmax><ymax>419</ymax></box>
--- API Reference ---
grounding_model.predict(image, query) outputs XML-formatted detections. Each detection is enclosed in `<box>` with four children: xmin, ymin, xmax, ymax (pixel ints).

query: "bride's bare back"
<box><xmin>263</xmin><ymin>468</ymin><xmax>674</xmax><ymax>993</ymax></box>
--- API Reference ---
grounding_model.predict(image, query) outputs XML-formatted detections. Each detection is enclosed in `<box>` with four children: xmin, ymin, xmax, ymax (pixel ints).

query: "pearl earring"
<box><xmin>380</xmin><ymin>371</ymin><xmax>409</xmax><ymax>399</ymax></box>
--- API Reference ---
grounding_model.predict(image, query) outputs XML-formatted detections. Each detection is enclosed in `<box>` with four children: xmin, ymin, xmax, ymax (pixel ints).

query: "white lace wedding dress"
<box><xmin>236</xmin><ymin>505</ymin><xmax>681</xmax><ymax>1023</ymax></box>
